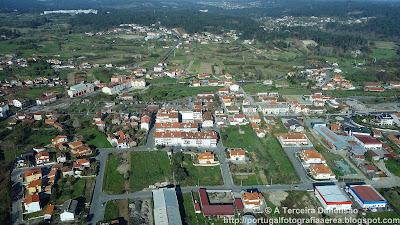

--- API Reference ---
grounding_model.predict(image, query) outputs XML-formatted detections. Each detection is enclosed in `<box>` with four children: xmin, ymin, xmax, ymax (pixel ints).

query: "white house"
<box><xmin>141</xmin><ymin>115</ymin><xmax>151</xmax><ymax>131</ymax></box>
<box><xmin>35</xmin><ymin>152</ymin><xmax>50</xmax><ymax>165</ymax></box>
<box><xmin>242</xmin><ymin>192</ymin><xmax>265</xmax><ymax>212</ymax></box>
<box><xmin>130</xmin><ymin>79</ymin><xmax>146</xmax><ymax>88</ymax></box>
<box><xmin>229</xmin><ymin>149</ymin><xmax>246</xmax><ymax>161</ymax></box>
<box><xmin>202</xmin><ymin>112</ymin><xmax>214</xmax><ymax>127</ymax></box>
<box><xmin>13</xmin><ymin>99</ymin><xmax>27</xmax><ymax>108</ymax></box>
<box><xmin>0</xmin><ymin>103</ymin><xmax>9</xmax><ymax>118</ymax></box>
<box><xmin>60</xmin><ymin>200</ymin><xmax>78</xmax><ymax>221</ymax></box>
<box><xmin>154</xmin><ymin>131</ymin><xmax>218</xmax><ymax>148</ymax></box>
<box><xmin>229</xmin><ymin>82</ymin><xmax>239</xmax><ymax>92</ymax></box>
<box><xmin>24</xmin><ymin>194</ymin><xmax>41</xmax><ymax>213</ymax></box>
<box><xmin>36</xmin><ymin>95</ymin><xmax>57</xmax><ymax>105</ymax></box>
<box><xmin>102</xmin><ymin>82</ymin><xmax>131</xmax><ymax>95</ymax></box>
<box><xmin>198</xmin><ymin>152</ymin><xmax>215</xmax><ymax>164</ymax></box>
<box><xmin>56</xmin><ymin>152</ymin><xmax>67</xmax><ymax>163</ymax></box>
<box><xmin>300</xmin><ymin>150</ymin><xmax>325</xmax><ymax>165</ymax></box>
<box><xmin>309</xmin><ymin>164</ymin><xmax>335</xmax><ymax>180</ymax></box>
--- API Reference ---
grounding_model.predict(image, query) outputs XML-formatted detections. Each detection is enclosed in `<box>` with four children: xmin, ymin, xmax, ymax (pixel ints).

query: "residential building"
<box><xmin>314</xmin><ymin>185</ymin><xmax>352</xmax><ymax>211</ymax></box>
<box><xmin>198</xmin><ymin>152</ymin><xmax>215</xmax><ymax>164</ymax></box>
<box><xmin>35</xmin><ymin>152</ymin><xmax>50</xmax><ymax>165</ymax></box>
<box><xmin>154</xmin><ymin>131</ymin><xmax>218</xmax><ymax>148</ymax></box>
<box><xmin>70</xmin><ymin>146</ymin><xmax>92</xmax><ymax>157</ymax></box>
<box><xmin>26</xmin><ymin>179</ymin><xmax>42</xmax><ymax>194</ymax></box>
<box><xmin>102</xmin><ymin>82</ymin><xmax>131</xmax><ymax>95</ymax></box>
<box><xmin>24</xmin><ymin>193</ymin><xmax>41</xmax><ymax>213</ymax></box>
<box><xmin>228</xmin><ymin>149</ymin><xmax>246</xmax><ymax>161</ymax></box>
<box><xmin>36</xmin><ymin>95</ymin><xmax>57</xmax><ymax>105</ymax></box>
<box><xmin>274</xmin><ymin>133</ymin><xmax>308</xmax><ymax>145</ymax></box>
<box><xmin>0</xmin><ymin>103</ymin><xmax>9</xmax><ymax>118</ymax></box>
<box><xmin>25</xmin><ymin>168</ymin><xmax>42</xmax><ymax>183</ymax></box>
<box><xmin>56</xmin><ymin>152</ymin><xmax>67</xmax><ymax>163</ymax></box>
<box><xmin>152</xmin><ymin>188</ymin><xmax>182</xmax><ymax>225</ymax></box>
<box><xmin>141</xmin><ymin>114</ymin><xmax>151</xmax><ymax>131</ymax></box>
<box><xmin>374</xmin><ymin>113</ymin><xmax>394</xmax><ymax>126</ymax></box>
<box><xmin>260</xmin><ymin>104</ymin><xmax>290</xmax><ymax>115</ymax></box>
<box><xmin>155</xmin><ymin>122</ymin><xmax>199</xmax><ymax>132</ymax></box>
<box><xmin>60</xmin><ymin>200</ymin><xmax>78</xmax><ymax>221</ymax></box>
<box><xmin>242</xmin><ymin>191</ymin><xmax>265</xmax><ymax>211</ymax></box>
<box><xmin>44</xmin><ymin>205</ymin><xmax>55</xmax><ymax>220</ymax></box>
<box><xmin>300</xmin><ymin>150</ymin><xmax>325</xmax><ymax>164</ymax></box>
<box><xmin>309</xmin><ymin>164</ymin><xmax>335</xmax><ymax>180</ymax></box>
<box><xmin>51</xmin><ymin>135</ymin><xmax>68</xmax><ymax>146</ymax></box>
<box><xmin>202</xmin><ymin>112</ymin><xmax>214</xmax><ymax>127</ymax></box>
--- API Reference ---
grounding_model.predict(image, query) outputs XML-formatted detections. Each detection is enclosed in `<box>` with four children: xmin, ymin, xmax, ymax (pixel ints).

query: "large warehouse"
<box><xmin>348</xmin><ymin>185</ymin><xmax>387</xmax><ymax>209</ymax></box>
<box><xmin>315</xmin><ymin>185</ymin><xmax>353</xmax><ymax>211</ymax></box>
<box><xmin>153</xmin><ymin>188</ymin><xmax>182</xmax><ymax>225</ymax></box>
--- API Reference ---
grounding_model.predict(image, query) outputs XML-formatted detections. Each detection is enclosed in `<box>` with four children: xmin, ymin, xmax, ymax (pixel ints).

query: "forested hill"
<box><xmin>69</xmin><ymin>10</ymin><xmax>367</xmax><ymax>51</ymax></box>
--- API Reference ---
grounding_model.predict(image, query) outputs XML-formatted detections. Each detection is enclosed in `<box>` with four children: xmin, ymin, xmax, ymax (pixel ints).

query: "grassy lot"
<box><xmin>385</xmin><ymin>158</ymin><xmax>400</xmax><ymax>177</ymax></box>
<box><xmin>179</xmin><ymin>154</ymin><xmax>223</xmax><ymax>186</ymax></box>
<box><xmin>146</xmin><ymin>77</ymin><xmax>178</xmax><ymax>84</ymax></box>
<box><xmin>262</xmin><ymin>136</ymin><xmax>299</xmax><ymax>183</ymax></box>
<box><xmin>54</xmin><ymin>177</ymin><xmax>94</xmax><ymax>205</ymax></box>
<box><xmin>104</xmin><ymin>154</ymin><xmax>126</xmax><ymax>194</ymax></box>
<box><xmin>264</xmin><ymin>191</ymin><xmax>322</xmax><ymax>223</ymax></box>
<box><xmin>75</xmin><ymin>128</ymin><xmax>112</xmax><ymax>149</ymax></box>
<box><xmin>326</xmin><ymin>89</ymin><xmax>400</xmax><ymax>98</ymax></box>
<box><xmin>365</xmin><ymin>211</ymin><xmax>400</xmax><ymax>221</ymax></box>
<box><xmin>221</xmin><ymin>125</ymin><xmax>299</xmax><ymax>184</ymax></box>
<box><xmin>130</xmin><ymin>151</ymin><xmax>171</xmax><ymax>192</ymax></box>
<box><xmin>180</xmin><ymin>193</ymin><xmax>198</xmax><ymax>225</ymax></box>
<box><xmin>139</xmin><ymin>84</ymin><xmax>219</xmax><ymax>102</ymax></box>
<box><xmin>28</xmin><ymin>129</ymin><xmax>61</xmax><ymax>147</ymax></box>
<box><xmin>104</xmin><ymin>200</ymin><xmax>118</xmax><ymax>221</ymax></box>
<box><xmin>232</xmin><ymin>174</ymin><xmax>261</xmax><ymax>186</ymax></box>
<box><xmin>374</xmin><ymin>41</ymin><xmax>396</xmax><ymax>49</ymax></box>
<box><xmin>242</xmin><ymin>84</ymin><xmax>312</xmax><ymax>95</ymax></box>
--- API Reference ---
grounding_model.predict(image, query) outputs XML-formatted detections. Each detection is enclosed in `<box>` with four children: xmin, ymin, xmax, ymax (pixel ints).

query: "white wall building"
<box><xmin>154</xmin><ymin>131</ymin><xmax>218</xmax><ymax>148</ymax></box>
<box><xmin>60</xmin><ymin>200</ymin><xmax>77</xmax><ymax>222</ymax></box>
<box><xmin>348</xmin><ymin>185</ymin><xmax>387</xmax><ymax>209</ymax></box>
<box><xmin>314</xmin><ymin>185</ymin><xmax>352</xmax><ymax>211</ymax></box>
<box><xmin>67</xmin><ymin>83</ymin><xmax>94</xmax><ymax>98</ymax></box>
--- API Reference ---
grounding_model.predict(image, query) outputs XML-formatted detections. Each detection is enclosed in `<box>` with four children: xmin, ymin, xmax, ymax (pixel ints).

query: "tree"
<box><xmin>72</xmin><ymin>118</ymin><xmax>81</xmax><ymax>129</ymax></box>
<box><xmin>175</xmin><ymin>167</ymin><xmax>188</xmax><ymax>182</ymax></box>
<box><xmin>365</xmin><ymin>151</ymin><xmax>373</xmax><ymax>162</ymax></box>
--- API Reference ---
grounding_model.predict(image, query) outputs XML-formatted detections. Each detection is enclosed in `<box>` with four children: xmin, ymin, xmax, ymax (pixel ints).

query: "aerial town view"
<box><xmin>1</xmin><ymin>0</ymin><xmax>400</xmax><ymax>224</ymax></box>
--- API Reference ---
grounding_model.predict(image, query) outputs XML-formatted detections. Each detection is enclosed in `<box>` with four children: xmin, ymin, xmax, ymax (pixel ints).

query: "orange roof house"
<box><xmin>198</xmin><ymin>152</ymin><xmax>215</xmax><ymax>164</ymax></box>
<box><xmin>242</xmin><ymin>192</ymin><xmax>264</xmax><ymax>211</ymax></box>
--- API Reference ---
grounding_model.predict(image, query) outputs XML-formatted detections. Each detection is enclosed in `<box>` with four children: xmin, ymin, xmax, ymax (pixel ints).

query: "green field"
<box><xmin>53</xmin><ymin>177</ymin><xmax>94</xmax><ymax>205</ymax></box>
<box><xmin>221</xmin><ymin>125</ymin><xmax>299</xmax><ymax>184</ymax></box>
<box><xmin>180</xmin><ymin>193</ymin><xmax>198</xmax><ymax>225</ymax></box>
<box><xmin>242</xmin><ymin>84</ymin><xmax>312</xmax><ymax>95</ymax></box>
<box><xmin>130</xmin><ymin>151</ymin><xmax>172</xmax><ymax>192</ymax></box>
<box><xmin>146</xmin><ymin>77</ymin><xmax>178</xmax><ymax>84</ymax></box>
<box><xmin>139</xmin><ymin>84</ymin><xmax>219</xmax><ymax>102</ymax></box>
<box><xmin>385</xmin><ymin>158</ymin><xmax>400</xmax><ymax>177</ymax></box>
<box><xmin>76</xmin><ymin>128</ymin><xmax>112</xmax><ymax>149</ymax></box>
<box><xmin>179</xmin><ymin>154</ymin><xmax>223</xmax><ymax>186</ymax></box>
<box><xmin>104</xmin><ymin>200</ymin><xmax>118</xmax><ymax>221</ymax></box>
<box><xmin>104</xmin><ymin>154</ymin><xmax>126</xmax><ymax>194</ymax></box>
